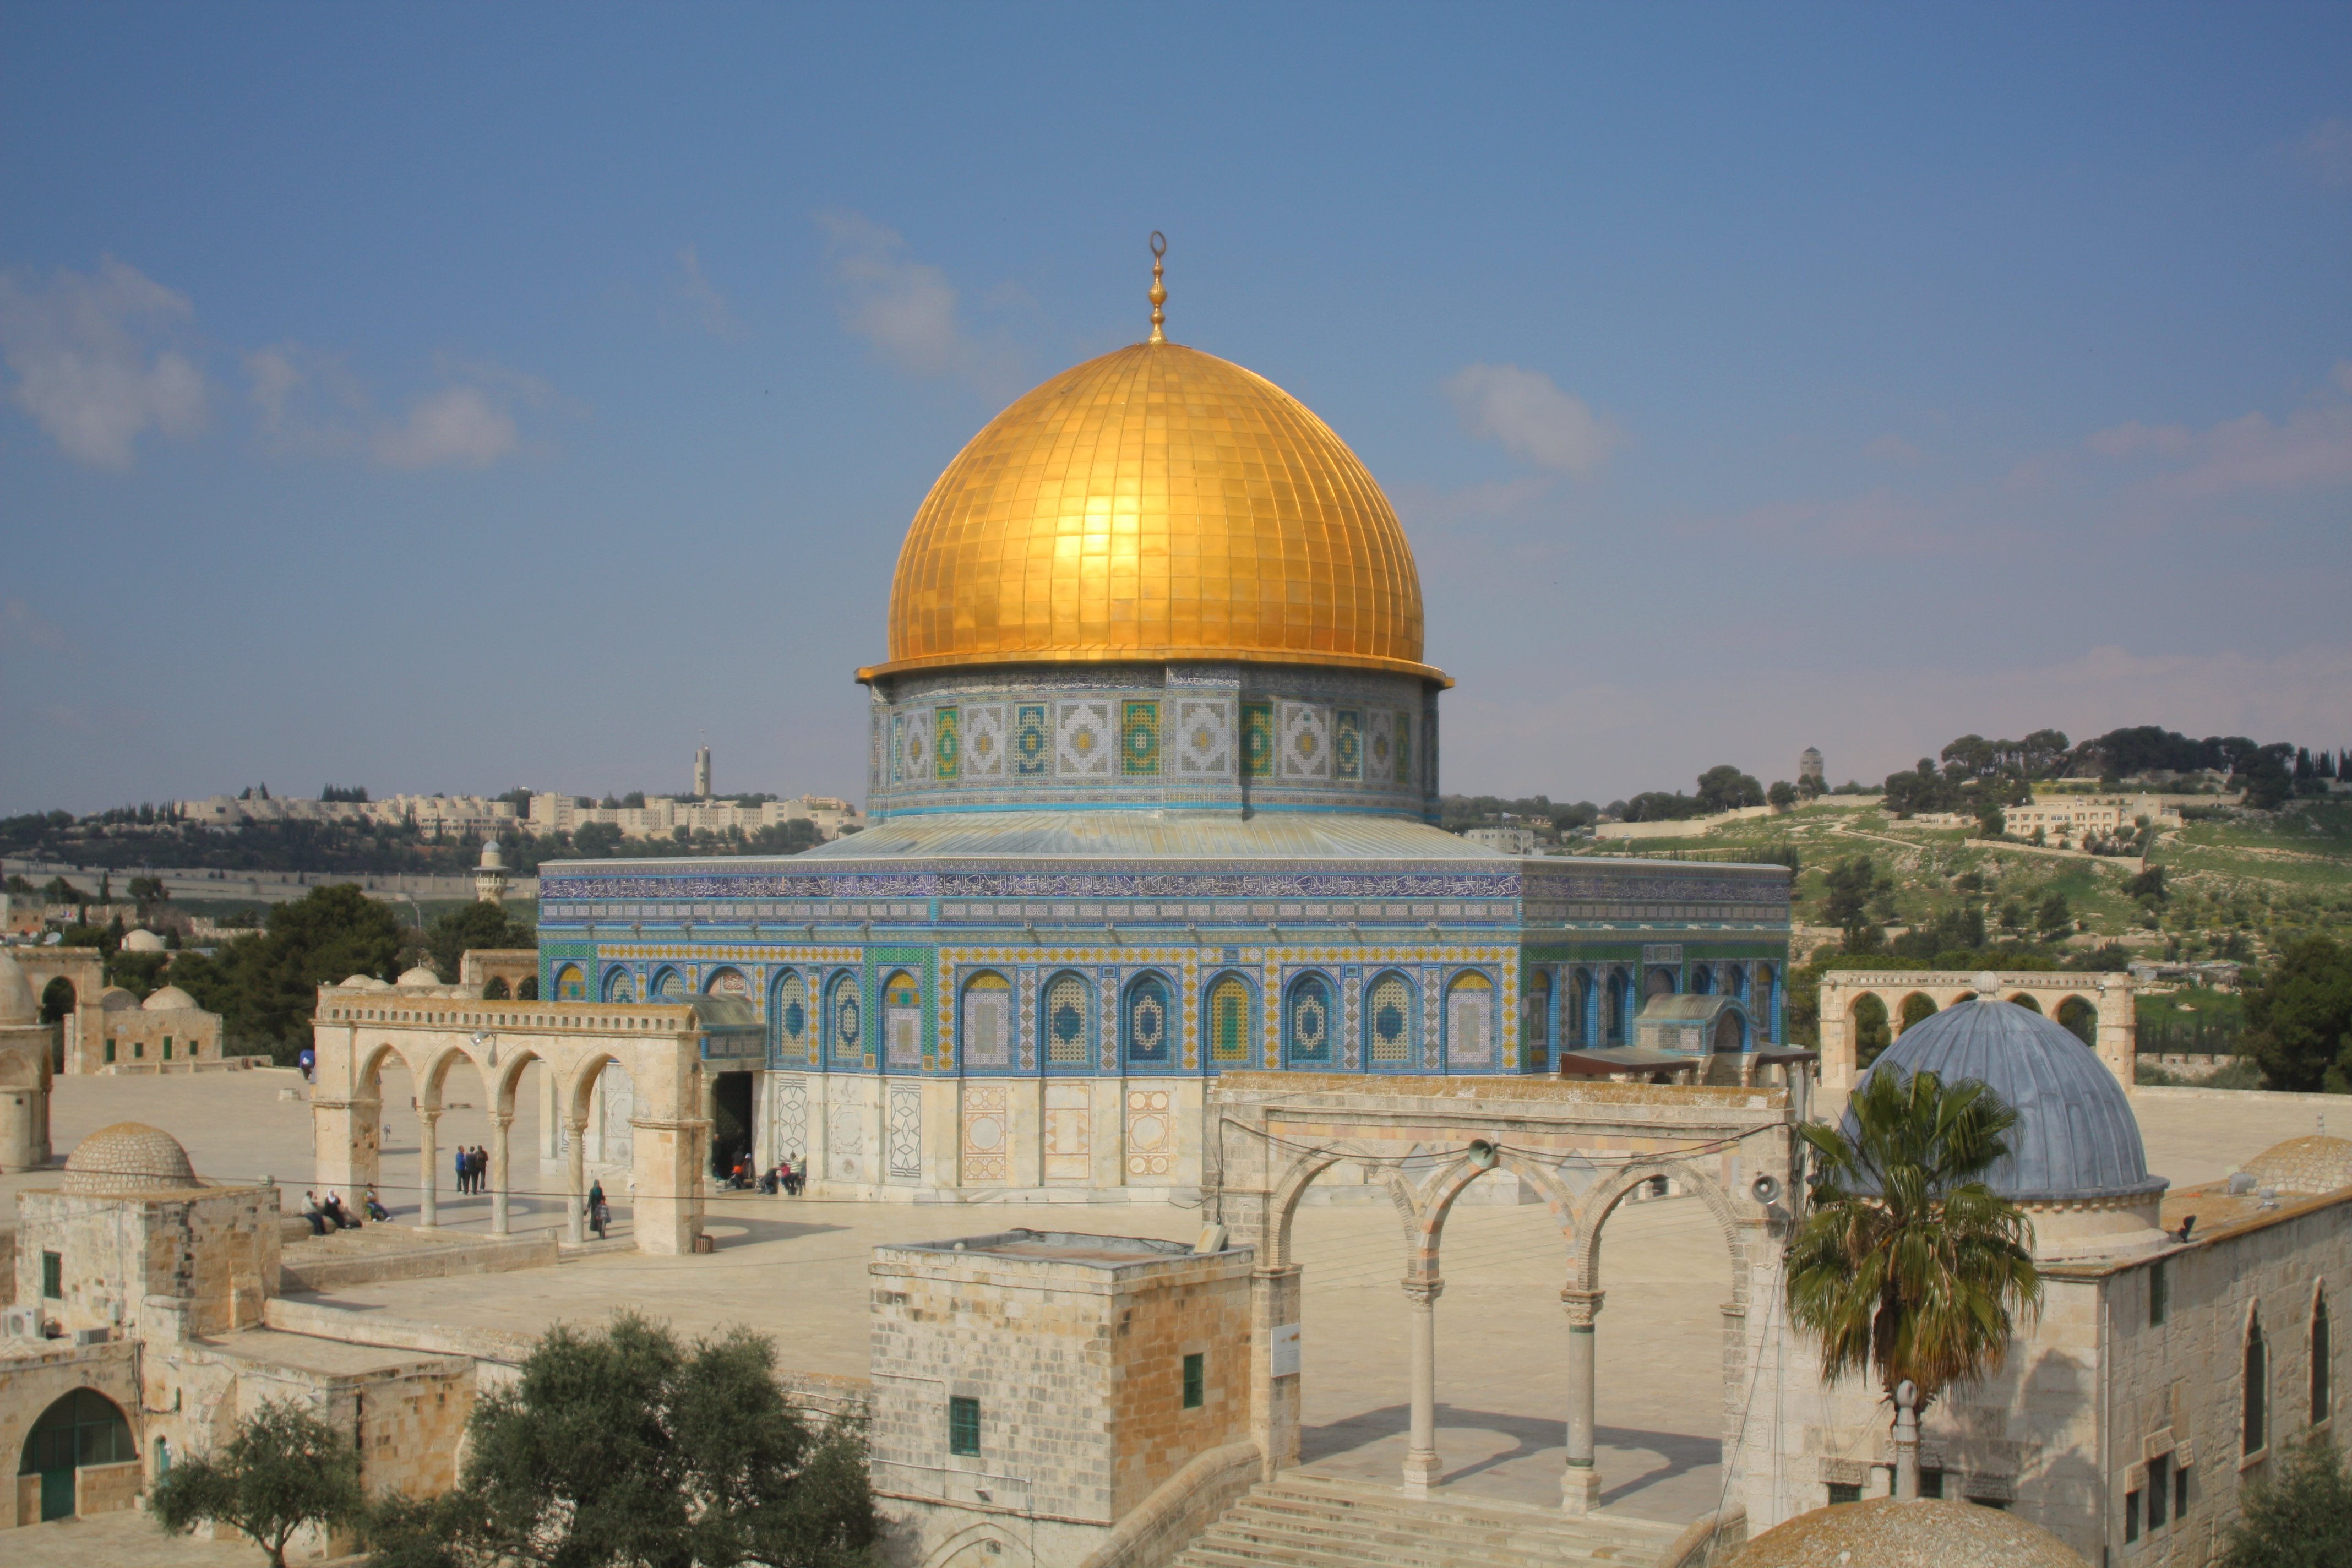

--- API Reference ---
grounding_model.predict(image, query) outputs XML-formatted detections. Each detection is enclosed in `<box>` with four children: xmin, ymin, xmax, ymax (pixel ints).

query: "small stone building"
<box><xmin>90</xmin><ymin>983</ymin><xmax>226</xmax><ymax>1071</ymax></box>
<box><xmin>2</xmin><ymin>1123</ymin><xmax>475</xmax><ymax>1540</ymax></box>
<box><xmin>869</xmin><ymin>1228</ymin><xmax>1255</xmax><ymax>1566</ymax></box>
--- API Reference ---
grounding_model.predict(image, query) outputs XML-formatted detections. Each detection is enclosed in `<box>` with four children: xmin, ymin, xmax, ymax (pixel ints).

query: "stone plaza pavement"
<box><xmin>9</xmin><ymin>1070</ymin><xmax>2315</xmax><ymax>1531</ymax></box>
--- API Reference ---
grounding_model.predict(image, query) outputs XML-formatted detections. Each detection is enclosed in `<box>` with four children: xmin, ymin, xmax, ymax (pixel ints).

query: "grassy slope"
<box><xmin>1560</xmin><ymin>799</ymin><xmax>2352</xmax><ymax>957</ymax></box>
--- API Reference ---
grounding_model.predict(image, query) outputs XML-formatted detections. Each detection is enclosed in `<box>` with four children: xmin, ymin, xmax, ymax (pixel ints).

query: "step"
<box><xmin>1260</xmin><ymin>1477</ymin><xmax>1678</xmax><ymax>1547</ymax></box>
<box><xmin>1170</xmin><ymin>1477</ymin><xmax>1678</xmax><ymax>1568</ymax></box>
<box><xmin>1197</xmin><ymin>1511</ymin><xmax>1648</xmax><ymax>1568</ymax></box>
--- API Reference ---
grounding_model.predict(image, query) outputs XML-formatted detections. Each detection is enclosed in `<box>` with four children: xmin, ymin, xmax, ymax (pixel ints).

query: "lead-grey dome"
<box><xmin>1851</xmin><ymin>996</ymin><xmax>2163</xmax><ymax>1204</ymax></box>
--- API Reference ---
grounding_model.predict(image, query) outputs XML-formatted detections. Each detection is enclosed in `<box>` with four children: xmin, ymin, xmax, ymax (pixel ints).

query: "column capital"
<box><xmin>1401</xmin><ymin>1277</ymin><xmax>1445</xmax><ymax>1306</ymax></box>
<box><xmin>418</xmin><ymin>1107</ymin><xmax>443</xmax><ymax>1125</ymax></box>
<box><xmin>487</xmin><ymin>1112</ymin><xmax>514</xmax><ymax>1129</ymax></box>
<box><xmin>1560</xmin><ymin>1287</ymin><xmax>1605</xmax><ymax>1326</ymax></box>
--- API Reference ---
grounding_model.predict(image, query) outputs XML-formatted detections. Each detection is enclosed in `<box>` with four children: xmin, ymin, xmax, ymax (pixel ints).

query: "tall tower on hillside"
<box><xmin>1799</xmin><ymin>747</ymin><xmax>1825</xmax><ymax>788</ymax></box>
<box><xmin>694</xmin><ymin>745</ymin><xmax>712</xmax><ymax>798</ymax></box>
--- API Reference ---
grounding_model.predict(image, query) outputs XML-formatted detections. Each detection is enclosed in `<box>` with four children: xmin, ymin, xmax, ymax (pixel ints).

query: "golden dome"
<box><xmin>861</xmin><ymin>341</ymin><xmax>1445</xmax><ymax>685</ymax></box>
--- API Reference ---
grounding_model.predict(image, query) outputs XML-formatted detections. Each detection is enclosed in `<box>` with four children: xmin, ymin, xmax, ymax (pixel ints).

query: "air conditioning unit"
<box><xmin>73</xmin><ymin>1326</ymin><xmax>110</xmax><ymax>1346</ymax></box>
<box><xmin>2</xmin><ymin>1309</ymin><xmax>39</xmax><ymax>1340</ymax></box>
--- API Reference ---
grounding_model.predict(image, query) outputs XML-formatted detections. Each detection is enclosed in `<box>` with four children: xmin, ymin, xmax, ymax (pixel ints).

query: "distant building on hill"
<box><xmin>1798</xmin><ymin>748</ymin><xmax>1825</xmax><ymax>788</ymax></box>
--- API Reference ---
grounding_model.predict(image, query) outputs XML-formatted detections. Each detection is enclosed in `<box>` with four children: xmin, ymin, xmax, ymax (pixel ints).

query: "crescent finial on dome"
<box><xmin>1147</xmin><ymin>231</ymin><xmax>1168</xmax><ymax>345</ymax></box>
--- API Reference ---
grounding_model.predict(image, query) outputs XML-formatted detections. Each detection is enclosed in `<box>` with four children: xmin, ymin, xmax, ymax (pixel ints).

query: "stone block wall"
<box><xmin>14</xmin><ymin>1185</ymin><xmax>278</xmax><ymax>1340</ymax></box>
<box><xmin>868</xmin><ymin>1231</ymin><xmax>1255</xmax><ymax>1542</ymax></box>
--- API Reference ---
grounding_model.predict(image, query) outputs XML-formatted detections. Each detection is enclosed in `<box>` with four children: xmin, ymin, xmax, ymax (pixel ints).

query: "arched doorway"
<box><xmin>39</xmin><ymin>977</ymin><xmax>73</xmax><ymax>1071</ymax></box>
<box><xmin>2055</xmin><ymin>996</ymin><xmax>2097</xmax><ymax>1047</ymax></box>
<box><xmin>19</xmin><ymin>1388</ymin><xmax>135</xmax><ymax>1521</ymax></box>
<box><xmin>1851</xmin><ymin>994</ymin><xmax>1891</xmax><ymax>1068</ymax></box>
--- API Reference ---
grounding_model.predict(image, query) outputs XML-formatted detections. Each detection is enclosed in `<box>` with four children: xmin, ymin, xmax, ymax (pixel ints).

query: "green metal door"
<box><xmin>40</xmin><ymin>1462</ymin><xmax>72</xmax><ymax>1520</ymax></box>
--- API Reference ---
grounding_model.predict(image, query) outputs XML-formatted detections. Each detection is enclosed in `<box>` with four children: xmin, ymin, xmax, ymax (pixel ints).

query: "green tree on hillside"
<box><xmin>2243</xmin><ymin>935</ymin><xmax>2352</xmax><ymax>1093</ymax></box>
<box><xmin>423</xmin><ymin>902</ymin><xmax>539</xmax><ymax>987</ymax></box>
<box><xmin>171</xmin><ymin>884</ymin><xmax>403</xmax><ymax>1063</ymax></box>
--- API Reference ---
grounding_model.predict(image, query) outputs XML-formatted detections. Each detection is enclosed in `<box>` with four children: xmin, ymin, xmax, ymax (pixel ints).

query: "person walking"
<box><xmin>453</xmin><ymin>1144</ymin><xmax>468</xmax><ymax>1195</ymax></box>
<box><xmin>586</xmin><ymin>1178</ymin><xmax>608</xmax><ymax>1240</ymax></box>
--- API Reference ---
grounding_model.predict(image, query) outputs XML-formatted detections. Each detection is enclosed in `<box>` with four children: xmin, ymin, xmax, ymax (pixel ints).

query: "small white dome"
<box><xmin>122</xmin><ymin>928</ymin><xmax>166</xmax><ymax>952</ymax></box>
<box><xmin>142</xmin><ymin>984</ymin><xmax>198</xmax><ymax>1012</ymax></box>
<box><xmin>396</xmin><ymin>965</ymin><xmax>442</xmax><ymax>988</ymax></box>
<box><xmin>478</xmin><ymin>838</ymin><xmax>506</xmax><ymax>870</ymax></box>
<box><xmin>340</xmin><ymin>974</ymin><xmax>392</xmax><ymax>991</ymax></box>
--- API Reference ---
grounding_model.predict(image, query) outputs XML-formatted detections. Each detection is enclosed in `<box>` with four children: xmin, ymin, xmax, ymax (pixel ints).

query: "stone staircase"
<box><xmin>278</xmin><ymin>1223</ymin><xmax>557</xmax><ymax>1292</ymax></box>
<box><xmin>1170</xmin><ymin>1472</ymin><xmax>1685</xmax><ymax>1568</ymax></box>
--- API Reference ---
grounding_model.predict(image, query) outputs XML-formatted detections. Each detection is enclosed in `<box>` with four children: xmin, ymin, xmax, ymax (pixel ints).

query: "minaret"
<box><xmin>474</xmin><ymin>837</ymin><xmax>509</xmax><ymax>905</ymax></box>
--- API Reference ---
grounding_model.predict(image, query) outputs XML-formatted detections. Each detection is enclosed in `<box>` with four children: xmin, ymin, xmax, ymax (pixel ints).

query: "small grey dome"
<box><xmin>64</xmin><ymin>1122</ymin><xmax>199</xmax><ymax>1194</ymax></box>
<box><xmin>478</xmin><ymin>839</ymin><xmax>505</xmax><ymax>869</ymax></box>
<box><xmin>1852</xmin><ymin>996</ymin><xmax>2163</xmax><ymax>1203</ymax></box>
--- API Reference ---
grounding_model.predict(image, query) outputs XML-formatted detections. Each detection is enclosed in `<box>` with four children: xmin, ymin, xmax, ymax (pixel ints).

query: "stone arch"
<box><xmin>482</xmin><ymin>976</ymin><xmax>513</xmax><ymax>1000</ymax></box>
<box><xmin>921</xmin><ymin>1519</ymin><xmax>1035</xmax><ymax>1568</ymax></box>
<box><xmin>491</xmin><ymin>1044</ymin><xmax>547</xmax><ymax>1120</ymax></box>
<box><xmin>17</xmin><ymin>1387</ymin><xmax>137</xmax><ymax>1521</ymax></box>
<box><xmin>2054</xmin><ymin>993</ymin><xmax>2098</xmax><ymax>1047</ymax></box>
<box><xmin>1267</xmin><ymin>1137</ymin><xmax>1422</xmax><ymax>1273</ymax></box>
<box><xmin>354</xmin><ymin>1037</ymin><xmax>418</xmax><ymax>1102</ymax></box>
<box><xmin>1567</xmin><ymin>1156</ymin><xmax>1749</xmax><ymax>1304</ymax></box>
<box><xmin>417</xmin><ymin>1043</ymin><xmax>486</xmax><ymax>1110</ymax></box>
<box><xmin>565</xmin><ymin>1049</ymin><xmax>624</xmax><ymax>1128</ymax></box>
<box><xmin>1894</xmin><ymin>991</ymin><xmax>1937</xmax><ymax>1033</ymax></box>
<box><xmin>1410</xmin><ymin>1148</ymin><xmax>1581</xmax><ymax>1279</ymax></box>
<box><xmin>2007</xmin><ymin>992</ymin><xmax>2044</xmax><ymax>1014</ymax></box>
<box><xmin>1848</xmin><ymin>990</ymin><xmax>1892</xmax><ymax>1067</ymax></box>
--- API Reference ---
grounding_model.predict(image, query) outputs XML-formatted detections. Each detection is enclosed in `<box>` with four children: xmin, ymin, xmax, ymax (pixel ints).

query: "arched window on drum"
<box><xmin>704</xmin><ymin>966</ymin><xmax>749</xmax><ymax>999</ymax></box>
<box><xmin>1124</xmin><ymin>974</ymin><xmax>1172</xmax><ymax>1069</ymax></box>
<box><xmin>772</xmin><ymin>971</ymin><xmax>812</xmax><ymax>1064</ymax></box>
<box><xmin>1286</xmin><ymin>973</ymin><xmax>1334</xmax><ymax>1066</ymax></box>
<box><xmin>603</xmin><ymin>967</ymin><xmax>636</xmax><ymax>1004</ymax></box>
<box><xmin>651</xmin><ymin>967</ymin><xmax>685</xmax><ymax>1002</ymax></box>
<box><xmin>1205</xmin><ymin>973</ymin><xmax>1254</xmax><ymax>1069</ymax></box>
<box><xmin>883</xmin><ymin>970</ymin><xmax>922</xmax><ymax>1068</ymax></box>
<box><xmin>1446</xmin><ymin>971</ymin><xmax>1494</xmax><ymax>1068</ymax></box>
<box><xmin>554</xmin><ymin>964</ymin><xmax>586</xmax><ymax>1001</ymax></box>
<box><xmin>1043</xmin><ymin>971</ymin><xmax>1095</xmax><ymax>1066</ymax></box>
<box><xmin>1525</xmin><ymin>969</ymin><xmax>1551</xmax><ymax>1065</ymax></box>
<box><xmin>826</xmin><ymin>972</ymin><xmax>864</xmax><ymax>1067</ymax></box>
<box><xmin>961</xmin><ymin>972</ymin><xmax>1012</xmax><ymax>1070</ymax></box>
<box><xmin>1365</xmin><ymin>971</ymin><xmax>1415</xmax><ymax>1069</ymax></box>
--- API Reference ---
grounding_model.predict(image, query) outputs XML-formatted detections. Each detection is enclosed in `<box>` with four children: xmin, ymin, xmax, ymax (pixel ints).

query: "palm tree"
<box><xmin>1785</xmin><ymin>1066</ymin><xmax>2043</xmax><ymax>1417</ymax></box>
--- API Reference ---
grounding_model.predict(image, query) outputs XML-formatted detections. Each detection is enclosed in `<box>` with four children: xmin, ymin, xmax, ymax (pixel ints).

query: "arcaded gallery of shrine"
<box><xmin>510</xmin><ymin>280</ymin><xmax>1790</xmax><ymax>1199</ymax></box>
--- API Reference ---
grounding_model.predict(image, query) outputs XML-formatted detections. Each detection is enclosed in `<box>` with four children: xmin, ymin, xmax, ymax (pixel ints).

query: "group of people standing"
<box><xmin>453</xmin><ymin>1144</ymin><xmax>489</xmax><ymax>1194</ymax></box>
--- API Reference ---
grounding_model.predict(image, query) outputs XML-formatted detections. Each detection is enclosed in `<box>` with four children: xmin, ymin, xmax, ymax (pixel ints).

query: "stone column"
<box><xmin>488</xmin><ymin>1112</ymin><xmax>513</xmax><ymax>1235</ymax></box>
<box><xmin>1401</xmin><ymin>1277</ymin><xmax>1444</xmax><ymax>1496</ymax></box>
<box><xmin>417</xmin><ymin>1109</ymin><xmax>440</xmax><ymax>1229</ymax></box>
<box><xmin>565</xmin><ymin>1117</ymin><xmax>587</xmax><ymax>1244</ymax></box>
<box><xmin>1248</xmin><ymin>1264</ymin><xmax>1303</xmax><ymax>1479</ymax></box>
<box><xmin>1562</xmin><ymin>1288</ymin><xmax>1605</xmax><ymax>1513</ymax></box>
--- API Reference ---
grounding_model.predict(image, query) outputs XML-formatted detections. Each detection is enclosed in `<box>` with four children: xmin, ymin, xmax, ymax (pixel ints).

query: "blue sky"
<box><xmin>3</xmin><ymin>4</ymin><xmax>2348</xmax><ymax>815</ymax></box>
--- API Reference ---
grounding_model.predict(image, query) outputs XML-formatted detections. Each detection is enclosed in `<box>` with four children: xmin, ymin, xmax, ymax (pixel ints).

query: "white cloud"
<box><xmin>1441</xmin><ymin>363</ymin><xmax>1625</xmax><ymax>478</ymax></box>
<box><xmin>372</xmin><ymin>385</ymin><xmax>519</xmax><ymax>469</ymax></box>
<box><xmin>2088</xmin><ymin>401</ymin><xmax>2352</xmax><ymax>501</ymax></box>
<box><xmin>669</xmin><ymin>246</ymin><xmax>745</xmax><ymax>341</ymax></box>
<box><xmin>818</xmin><ymin>212</ymin><xmax>1016</xmax><ymax>394</ymax></box>
<box><xmin>0</xmin><ymin>256</ymin><xmax>209</xmax><ymax>467</ymax></box>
